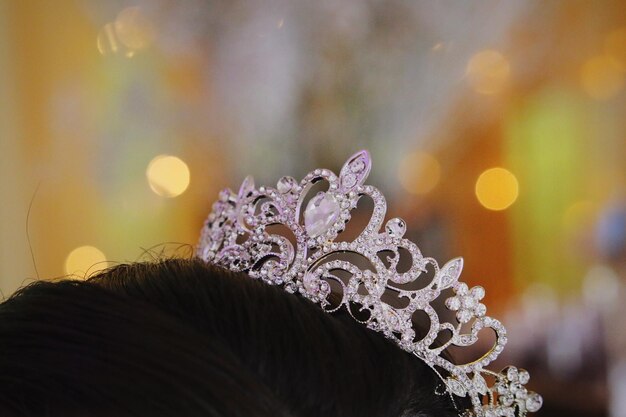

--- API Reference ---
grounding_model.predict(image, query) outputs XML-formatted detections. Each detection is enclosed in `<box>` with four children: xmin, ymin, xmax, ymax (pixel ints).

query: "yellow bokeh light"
<box><xmin>146</xmin><ymin>155</ymin><xmax>191</xmax><ymax>198</ymax></box>
<box><xmin>466</xmin><ymin>50</ymin><xmax>510</xmax><ymax>95</ymax></box>
<box><xmin>605</xmin><ymin>27</ymin><xmax>626</xmax><ymax>71</ymax></box>
<box><xmin>65</xmin><ymin>246</ymin><xmax>108</xmax><ymax>278</ymax></box>
<box><xmin>96</xmin><ymin>22</ymin><xmax>135</xmax><ymax>58</ymax></box>
<box><xmin>96</xmin><ymin>7</ymin><xmax>153</xmax><ymax>57</ymax></box>
<box><xmin>475</xmin><ymin>168</ymin><xmax>519</xmax><ymax>211</ymax></box>
<box><xmin>397</xmin><ymin>152</ymin><xmax>441</xmax><ymax>195</ymax></box>
<box><xmin>580</xmin><ymin>55</ymin><xmax>624</xmax><ymax>100</ymax></box>
<box><xmin>96</xmin><ymin>23</ymin><xmax>120</xmax><ymax>56</ymax></box>
<box><xmin>114</xmin><ymin>7</ymin><xmax>155</xmax><ymax>51</ymax></box>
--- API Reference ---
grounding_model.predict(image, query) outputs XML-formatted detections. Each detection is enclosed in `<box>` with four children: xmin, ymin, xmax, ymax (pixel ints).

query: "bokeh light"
<box><xmin>475</xmin><ymin>167</ymin><xmax>519</xmax><ymax>211</ymax></box>
<box><xmin>146</xmin><ymin>155</ymin><xmax>191</xmax><ymax>198</ymax></box>
<box><xmin>397</xmin><ymin>152</ymin><xmax>441</xmax><ymax>195</ymax></box>
<box><xmin>96</xmin><ymin>7</ymin><xmax>153</xmax><ymax>57</ymax></box>
<box><xmin>114</xmin><ymin>7</ymin><xmax>155</xmax><ymax>51</ymax></box>
<box><xmin>3</xmin><ymin>3</ymin><xmax>626</xmax><ymax>414</ymax></box>
<box><xmin>466</xmin><ymin>50</ymin><xmax>511</xmax><ymax>95</ymax></box>
<box><xmin>580</xmin><ymin>55</ymin><xmax>624</xmax><ymax>100</ymax></box>
<box><xmin>97</xmin><ymin>23</ymin><xmax>135</xmax><ymax>58</ymax></box>
<box><xmin>64</xmin><ymin>246</ymin><xmax>107</xmax><ymax>278</ymax></box>
<box><xmin>605</xmin><ymin>27</ymin><xmax>626</xmax><ymax>71</ymax></box>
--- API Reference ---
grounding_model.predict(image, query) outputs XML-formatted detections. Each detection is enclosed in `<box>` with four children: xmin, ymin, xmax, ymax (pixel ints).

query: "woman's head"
<box><xmin>0</xmin><ymin>258</ymin><xmax>459</xmax><ymax>417</ymax></box>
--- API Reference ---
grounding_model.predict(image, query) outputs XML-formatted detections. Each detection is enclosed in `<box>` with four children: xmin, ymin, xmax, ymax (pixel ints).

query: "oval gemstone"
<box><xmin>304</xmin><ymin>192</ymin><xmax>341</xmax><ymax>237</ymax></box>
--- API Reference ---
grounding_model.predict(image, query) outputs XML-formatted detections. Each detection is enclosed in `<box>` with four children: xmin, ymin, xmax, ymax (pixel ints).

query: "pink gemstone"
<box><xmin>304</xmin><ymin>192</ymin><xmax>341</xmax><ymax>237</ymax></box>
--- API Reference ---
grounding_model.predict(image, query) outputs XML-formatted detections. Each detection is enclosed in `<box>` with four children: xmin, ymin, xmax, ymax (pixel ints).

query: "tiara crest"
<box><xmin>197</xmin><ymin>150</ymin><xmax>542</xmax><ymax>417</ymax></box>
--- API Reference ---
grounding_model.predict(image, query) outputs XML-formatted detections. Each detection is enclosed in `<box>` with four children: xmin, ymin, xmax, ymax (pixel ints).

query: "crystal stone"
<box><xmin>277</xmin><ymin>176</ymin><xmax>297</xmax><ymax>194</ymax></box>
<box><xmin>507</xmin><ymin>367</ymin><xmax>519</xmax><ymax>382</ymax></box>
<box><xmin>446</xmin><ymin>378</ymin><xmax>466</xmax><ymax>397</ymax></box>
<box><xmin>238</xmin><ymin>175</ymin><xmax>255</xmax><ymax>198</ymax></box>
<box><xmin>525</xmin><ymin>393</ymin><xmax>543</xmax><ymax>412</ymax></box>
<box><xmin>385</xmin><ymin>218</ymin><xmax>407</xmax><ymax>238</ymax></box>
<box><xmin>446</xmin><ymin>297</ymin><xmax>461</xmax><ymax>310</ymax></box>
<box><xmin>341</xmin><ymin>173</ymin><xmax>357</xmax><ymax>189</ymax></box>
<box><xmin>500</xmin><ymin>395</ymin><xmax>514</xmax><ymax>407</ymax></box>
<box><xmin>473</xmin><ymin>373</ymin><xmax>488</xmax><ymax>395</ymax></box>
<box><xmin>350</xmin><ymin>158</ymin><xmax>365</xmax><ymax>173</ymax></box>
<box><xmin>457</xmin><ymin>309</ymin><xmax>472</xmax><ymax>323</ymax></box>
<box><xmin>304</xmin><ymin>192</ymin><xmax>341</xmax><ymax>237</ymax></box>
<box><xmin>462</xmin><ymin>296</ymin><xmax>477</xmax><ymax>309</ymax></box>
<box><xmin>518</xmin><ymin>369</ymin><xmax>530</xmax><ymax>385</ymax></box>
<box><xmin>471</xmin><ymin>286</ymin><xmax>485</xmax><ymax>299</ymax></box>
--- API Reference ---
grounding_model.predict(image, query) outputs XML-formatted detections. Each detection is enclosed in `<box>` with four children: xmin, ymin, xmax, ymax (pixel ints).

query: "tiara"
<box><xmin>196</xmin><ymin>150</ymin><xmax>542</xmax><ymax>417</ymax></box>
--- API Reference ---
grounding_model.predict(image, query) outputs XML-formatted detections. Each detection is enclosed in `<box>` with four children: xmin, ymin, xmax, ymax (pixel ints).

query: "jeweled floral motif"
<box><xmin>446</xmin><ymin>283</ymin><xmax>487</xmax><ymax>323</ymax></box>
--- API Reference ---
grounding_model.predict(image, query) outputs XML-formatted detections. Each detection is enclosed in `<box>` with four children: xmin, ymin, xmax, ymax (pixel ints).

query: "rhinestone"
<box><xmin>277</xmin><ymin>176</ymin><xmax>297</xmax><ymax>194</ymax></box>
<box><xmin>219</xmin><ymin>189</ymin><xmax>231</xmax><ymax>201</ymax></box>
<box><xmin>526</xmin><ymin>393</ymin><xmax>543</xmax><ymax>412</ymax></box>
<box><xmin>456</xmin><ymin>282</ymin><xmax>469</xmax><ymax>295</ymax></box>
<box><xmin>303</xmin><ymin>275</ymin><xmax>318</xmax><ymax>293</ymax></box>
<box><xmin>462</xmin><ymin>296</ymin><xmax>477</xmax><ymax>309</ymax></box>
<box><xmin>350</xmin><ymin>158</ymin><xmax>365</xmax><ymax>173</ymax></box>
<box><xmin>500</xmin><ymin>395</ymin><xmax>514</xmax><ymax>407</ymax></box>
<box><xmin>475</xmin><ymin>303</ymin><xmax>487</xmax><ymax>317</ymax></box>
<box><xmin>238</xmin><ymin>176</ymin><xmax>255</xmax><ymax>198</ymax></box>
<box><xmin>506</xmin><ymin>367</ymin><xmax>519</xmax><ymax>382</ymax></box>
<box><xmin>515</xmin><ymin>387</ymin><xmax>528</xmax><ymax>399</ymax></box>
<box><xmin>457</xmin><ymin>310</ymin><xmax>472</xmax><ymax>323</ymax></box>
<box><xmin>446</xmin><ymin>297</ymin><xmax>461</xmax><ymax>311</ymax></box>
<box><xmin>471</xmin><ymin>286</ymin><xmax>485</xmax><ymax>299</ymax></box>
<box><xmin>518</xmin><ymin>369</ymin><xmax>530</xmax><ymax>385</ymax></box>
<box><xmin>341</xmin><ymin>173</ymin><xmax>357</xmax><ymax>189</ymax></box>
<box><xmin>385</xmin><ymin>218</ymin><xmax>406</xmax><ymax>238</ymax></box>
<box><xmin>446</xmin><ymin>378</ymin><xmax>467</xmax><ymax>397</ymax></box>
<box><xmin>208</xmin><ymin>239</ymin><xmax>221</xmax><ymax>252</ymax></box>
<box><xmin>473</xmin><ymin>373</ymin><xmax>488</xmax><ymax>395</ymax></box>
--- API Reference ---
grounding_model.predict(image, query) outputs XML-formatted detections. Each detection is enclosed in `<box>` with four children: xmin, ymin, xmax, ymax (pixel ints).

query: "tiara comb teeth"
<box><xmin>197</xmin><ymin>150</ymin><xmax>542</xmax><ymax>417</ymax></box>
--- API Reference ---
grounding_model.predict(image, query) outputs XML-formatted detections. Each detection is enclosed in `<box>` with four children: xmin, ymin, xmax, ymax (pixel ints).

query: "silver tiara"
<box><xmin>196</xmin><ymin>150</ymin><xmax>542</xmax><ymax>417</ymax></box>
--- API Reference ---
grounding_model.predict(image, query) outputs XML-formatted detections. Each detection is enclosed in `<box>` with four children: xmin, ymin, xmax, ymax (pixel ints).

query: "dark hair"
<box><xmin>0</xmin><ymin>258</ymin><xmax>460</xmax><ymax>417</ymax></box>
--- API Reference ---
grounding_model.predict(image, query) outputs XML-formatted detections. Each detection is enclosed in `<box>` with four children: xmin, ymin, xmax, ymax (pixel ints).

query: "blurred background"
<box><xmin>1</xmin><ymin>1</ymin><xmax>625</xmax><ymax>415</ymax></box>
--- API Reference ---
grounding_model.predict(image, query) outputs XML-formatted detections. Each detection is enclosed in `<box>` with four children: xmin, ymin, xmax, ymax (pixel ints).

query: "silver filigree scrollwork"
<box><xmin>197</xmin><ymin>150</ymin><xmax>541</xmax><ymax>417</ymax></box>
